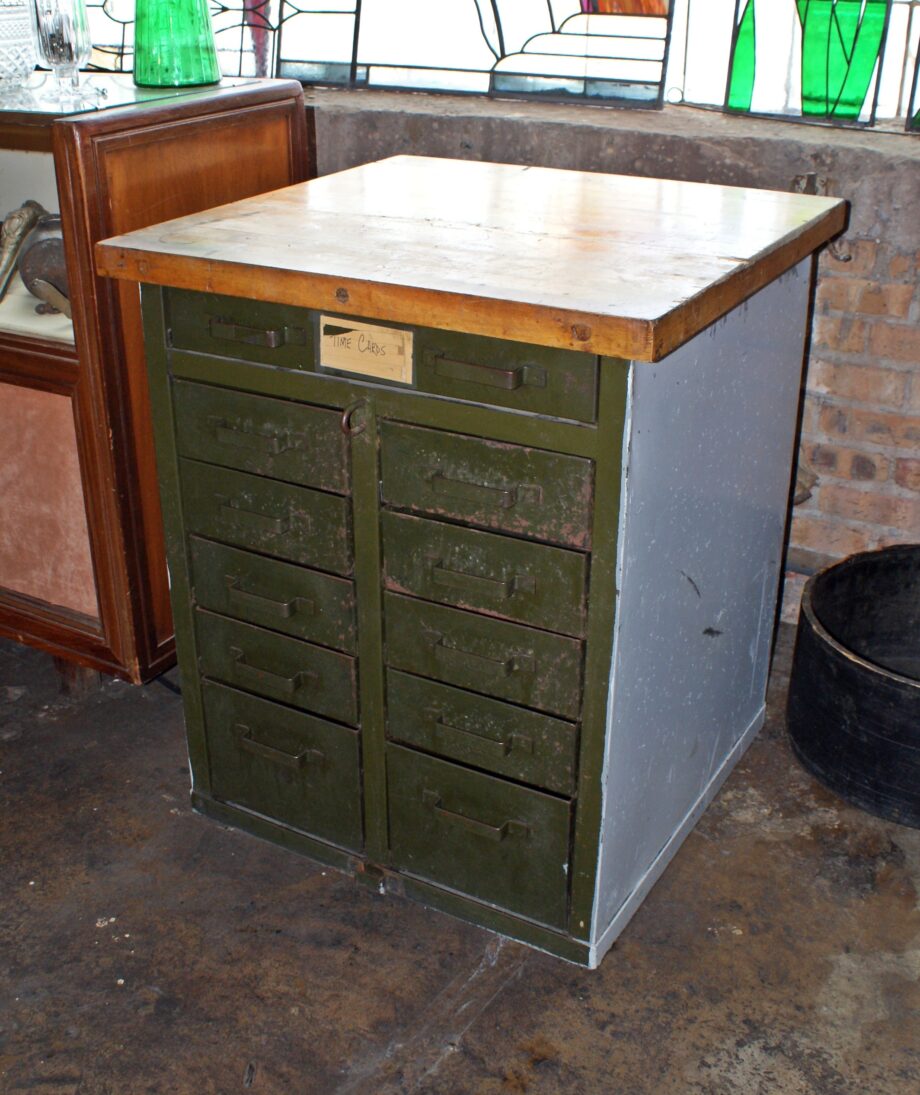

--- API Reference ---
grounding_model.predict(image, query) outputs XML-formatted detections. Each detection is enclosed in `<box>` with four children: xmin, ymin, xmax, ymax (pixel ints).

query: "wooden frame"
<box><xmin>0</xmin><ymin>80</ymin><xmax>314</xmax><ymax>681</ymax></box>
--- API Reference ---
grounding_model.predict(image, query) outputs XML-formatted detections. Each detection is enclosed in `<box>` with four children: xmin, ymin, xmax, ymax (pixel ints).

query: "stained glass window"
<box><xmin>908</xmin><ymin>21</ymin><xmax>920</xmax><ymax>127</ymax></box>
<box><xmin>725</xmin><ymin>0</ymin><xmax>891</xmax><ymax>123</ymax></box>
<box><xmin>80</xmin><ymin>1</ymin><xmax>920</xmax><ymax>129</ymax></box>
<box><xmin>275</xmin><ymin>1</ymin><xmax>673</xmax><ymax>104</ymax></box>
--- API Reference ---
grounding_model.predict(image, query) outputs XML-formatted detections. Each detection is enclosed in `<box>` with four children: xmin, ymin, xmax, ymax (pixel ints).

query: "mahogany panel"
<box><xmin>0</xmin><ymin>382</ymin><xmax>97</xmax><ymax>617</ymax></box>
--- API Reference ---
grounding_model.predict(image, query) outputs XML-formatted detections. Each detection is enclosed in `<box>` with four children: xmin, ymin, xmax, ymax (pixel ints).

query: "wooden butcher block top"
<box><xmin>95</xmin><ymin>155</ymin><xmax>846</xmax><ymax>362</ymax></box>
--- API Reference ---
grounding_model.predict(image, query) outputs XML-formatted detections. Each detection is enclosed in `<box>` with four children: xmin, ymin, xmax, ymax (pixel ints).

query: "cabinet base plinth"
<box><xmin>190</xmin><ymin>790</ymin><xmax>593</xmax><ymax>965</ymax></box>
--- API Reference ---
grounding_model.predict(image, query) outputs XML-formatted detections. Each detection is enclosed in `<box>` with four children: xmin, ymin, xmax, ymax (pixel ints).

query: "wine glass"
<box><xmin>31</xmin><ymin>0</ymin><xmax>91</xmax><ymax>101</ymax></box>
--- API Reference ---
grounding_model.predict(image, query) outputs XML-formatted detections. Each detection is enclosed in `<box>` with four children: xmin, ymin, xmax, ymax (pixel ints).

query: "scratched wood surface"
<box><xmin>95</xmin><ymin>156</ymin><xmax>846</xmax><ymax>361</ymax></box>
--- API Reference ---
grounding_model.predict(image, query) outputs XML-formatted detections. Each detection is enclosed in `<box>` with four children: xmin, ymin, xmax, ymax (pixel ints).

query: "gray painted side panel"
<box><xmin>592</xmin><ymin>261</ymin><xmax>811</xmax><ymax>943</ymax></box>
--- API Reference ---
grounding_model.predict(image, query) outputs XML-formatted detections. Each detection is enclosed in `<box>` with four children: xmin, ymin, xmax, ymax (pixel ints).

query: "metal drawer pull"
<box><xmin>209</xmin><ymin>419</ymin><xmax>292</xmax><ymax>455</ymax></box>
<box><xmin>217</xmin><ymin>497</ymin><xmax>291</xmax><ymax>536</ymax></box>
<box><xmin>435</xmin><ymin>718</ymin><xmax>534</xmax><ymax>758</ymax></box>
<box><xmin>225</xmin><ymin>576</ymin><xmax>312</xmax><ymax>619</ymax></box>
<box><xmin>431</xmin><ymin>633</ymin><xmax>534</xmax><ymax>678</ymax></box>
<box><xmin>229</xmin><ymin>647</ymin><xmax>313</xmax><ymax>695</ymax></box>
<box><xmin>209</xmin><ymin>318</ymin><xmax>306</xmax><ymax>348</ymax></box>
<box><xmin>430</xmin><ymin>562</ymin><xmax>534</xmax><ymax>599</ymax></box>
<box><xmin>431</xmin><ymin>353</ymin><xmax>547</xmax><ymax>392</ymax></box>
<box><xmin>429</xmin><ymin>472</ymin><xmax>517</xmax><ymax>510</ymax></box>
<box><xmin>236</xmin><ymin>724</ymin><xmax>324</xmax><ymax>770</ymax></box>
<box><xmin>341</xmin><ymin>398</ymin><xmax>368</xmax><ymax>437</ymax></box>
<box><xmin>422</xmin><ymin>789</ymin><xmax>529</xmax><ymax>842</ymax></box>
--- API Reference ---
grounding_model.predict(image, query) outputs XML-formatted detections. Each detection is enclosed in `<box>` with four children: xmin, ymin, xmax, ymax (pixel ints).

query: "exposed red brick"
<box><xmin>849</xmin><ymin>454</ymin><xmax>881</xmax><ymax>481</ymax></box>
<box><xmin>815</xmin><ymin>277</ymin><xmax>859</xmax><ymax>312</ymax></box>
<box><xmin>894</xmin><ymin>459</ymin><xmax>920</xmax><ymax>493</ymax></box>
<box><xmin>789</xmin><ymin>514</ymin><xmax>875</xmax><ymax>557</ymax></box>
<box><xmin>819</xmin><ymin>484</ymin><xmax>920</xmax><ymax>532</ymax></box>
<box><xmin>808</xmin><ymin>360</ymin><xmax>906</xmax><ymax>406</ymax></box>
<box><xmin>818</xmin><ymin>405</ymin><xmax>920</xmax><ymax>449</ymax></box>
<box><xmin>815</xmin><ymin>278</ymin><xmax>913</xmax><ymax>319</ymax></box>
<box><xmin>856</xmin><ymin>282</ymin><xmax>914</xmax><ymax>319</ymax></box>
<box><xmin>804</xmin><ymin>440</ymin><xmax>890</xmax><ymax>482</ymax></box>
<box><xmin>800</xmin><ymin>400</ymin><xmax>821</xmax><ymax>435</ymax></box>
<box><xmin>812</xmin><ymin>315</ymin><xmax>868</xmax><ymax>354</ymax></box>
<box><xmin>805</xmin><ymin>442</ymin><xmax>838</xmax><ymax>471</ymax></box>
<box><xmin>868</xmin><ymin>321</ymin><xmax>920</xmax><ymax>363</ymax></box>
<box><xmin>821</xmin><ymin>238</ymin><xmax>878</xmax><ymax>277</ymax></box>
<box><xmin>888</xmin><ymin>253</ymin><xmax>914</xmax><ymax>280</ymax></box>
<box><xmin>817</xmin><ymin>403</ymin><xmax>851</xmax><ymax>438</ymax></box>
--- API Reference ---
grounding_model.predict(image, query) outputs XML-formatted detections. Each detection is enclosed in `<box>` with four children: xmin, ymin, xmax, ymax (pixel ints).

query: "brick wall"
<box><xmin>795</xmin><ymin>239</ymin><xmax>920</xmax><ymax>568</ymax></box>
<box><xmin>314</xmin><ymin>89</ymin><xmax>920</xmax><ymax>574</ymax></box>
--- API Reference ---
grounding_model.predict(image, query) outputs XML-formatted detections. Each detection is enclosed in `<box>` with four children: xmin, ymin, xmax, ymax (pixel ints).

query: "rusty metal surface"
<box><xmin>1</xmin><ymin>626</ymin><xmax>918</xmax><ymax>1094</ymax></box>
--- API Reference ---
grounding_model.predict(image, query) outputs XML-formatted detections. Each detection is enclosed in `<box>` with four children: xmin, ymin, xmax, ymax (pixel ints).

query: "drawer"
<box><xmin>189</xmin><ymin>537</ymin><xmax>356</xmax><ymax>654</ymax></box>
<box><xmin>381</xmin><ymin>511</ymin><xmax>588</xmax><ymax>638</ymax></box>
<box><xmin>387</xmin><ymin>670</ymin><xmax>577</xmax><ymax>796</ymax></box>
<box><xmin>202</xmin><ymin>681</ymin><xmax>362</xmax><ymax>851</ymax></box>
<box><xmin>379</xmin><ymin>422</ymin><xmax>594</xmax><ymax>550</ymax></box>
<box><xmin>168</xmin><ymin>289</ymin><xmax>314</xmax><ymax>369</ymax></box>
<box><xmin>196</xmin><ymin>610</ymin><xmax>358</xmax><ymax>725</ymax></box>
<box><xmin>179</xmin><ymin>459</ymin><xmax>352</xmax><ymax>576</ymax></box>
<box><xmin>414</xmin><ymin>328</ymin><xmax>598</xmax><ymax>423</ymax></box>
<box><xmin>173</xmin><ymin>379</ymin><xmax>347</xmax><ymax>493</ymax></box>
<box><xmin>385</xmin><ymin>594</ymin><xmax>584</xmax><ymax>720</ymax></box>
<box><xmin>387</xmin><ymin>744</ymin><xmax>571</xmax><ymax>929</ymax></box>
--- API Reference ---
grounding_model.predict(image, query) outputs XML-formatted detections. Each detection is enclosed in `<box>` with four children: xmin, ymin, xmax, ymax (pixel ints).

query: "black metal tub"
<box><xmin>787</xmin><ymin>544</ymin><xmax>920</xmax><ymax>828</ymax></box>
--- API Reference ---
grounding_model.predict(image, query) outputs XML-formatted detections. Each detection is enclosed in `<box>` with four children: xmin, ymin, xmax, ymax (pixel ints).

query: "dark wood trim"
<box><xmin>0</xmin><ymin>331</ymin><xmax>79</xmax><ymax>390</ymax></box>
<box><xmin>1</xmin><ymin>79</ymin><xmax>313</xmax><ymax>683</ymax></box>
<box><xmin>0</xmin><ymin>118</ymin><xmax>54</xmax><ymax>152</ymax></box>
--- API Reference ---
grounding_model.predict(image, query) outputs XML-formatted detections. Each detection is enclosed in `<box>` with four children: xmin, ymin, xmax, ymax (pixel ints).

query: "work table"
<box><xmin>96</xmin><ymin>155</ymin><xmax>844</xmax><ymax>361</ymax></box>
<box><xmin>97</xmin><ymin>157</ymin><xmax>844</xmax><ymax>966</ymax></box>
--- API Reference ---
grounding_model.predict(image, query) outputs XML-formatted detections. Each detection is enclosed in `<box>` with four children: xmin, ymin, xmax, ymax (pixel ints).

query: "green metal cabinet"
<box><xmin>100</xmin><ymin>156</ymin><xmax>843</xmax><ymax>968</ymax></box>
<box><xmin>145</xmin><ymin>287</ymin><xmax>626</xmax><ymax>964</ymax></box>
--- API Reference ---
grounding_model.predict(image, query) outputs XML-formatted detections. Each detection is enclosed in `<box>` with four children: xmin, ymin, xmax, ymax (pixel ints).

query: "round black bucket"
<box><xmin>787</xmin><ymin>544</ymin><xmax>920</xmax><ymax>828</ymax></box>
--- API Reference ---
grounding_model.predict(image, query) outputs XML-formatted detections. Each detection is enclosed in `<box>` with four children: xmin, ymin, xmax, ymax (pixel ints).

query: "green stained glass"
<box><xmin>727</xmin><ymin>0</ymin><xmax>756</xmax><ymax>113</ymax></box>
<box><xmin>800</xmin><ymin>1</ymin><xmax>889</xmax><ymax>120</ymax></box>
<box><xmin>727</xmin><ymin>0</ymin><xmax>889</xmax><ymax>123</ymax></box>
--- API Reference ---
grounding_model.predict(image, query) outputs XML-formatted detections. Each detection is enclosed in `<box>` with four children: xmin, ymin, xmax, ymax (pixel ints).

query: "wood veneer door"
<box><xmin>54</xmin><ymin>82</ymin><xmax>313</xmax><ymax>681</ymax></box>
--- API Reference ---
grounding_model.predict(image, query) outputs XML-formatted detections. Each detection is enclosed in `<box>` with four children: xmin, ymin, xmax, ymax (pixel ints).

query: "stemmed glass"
<box><xmin>31</xmin><ymin>0</ymin><xmax>92</xmax><ymax>102</ymax></box>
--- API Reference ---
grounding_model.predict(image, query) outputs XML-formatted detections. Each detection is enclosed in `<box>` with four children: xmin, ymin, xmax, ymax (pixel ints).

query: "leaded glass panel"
<box><xmin>909</xmin><ymin>46</ymin><xmax>920</xmax><ymax>127</ymax></box>
<box><xmin>276</xmin><ymin>1</ymin><xmax>673</xmax><ymax>105</ymax></box>
<box><xmin>725</xmin><ymin>0</ymin><xmax>891</xmax><ymax>123</ymax></box>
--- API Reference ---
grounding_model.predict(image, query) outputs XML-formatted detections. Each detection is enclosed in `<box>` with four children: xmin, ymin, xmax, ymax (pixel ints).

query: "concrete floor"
<box><xmin>1</xmin><ymin>626</ymin><xmax>917</xmax><ymax>1095</ymax></box>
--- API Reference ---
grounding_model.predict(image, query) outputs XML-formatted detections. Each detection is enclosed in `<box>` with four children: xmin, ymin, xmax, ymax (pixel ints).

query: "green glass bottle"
<box><xmin>134</xmin><ymin>0</ymin><xmax>220</xmax><ymax>87</ymax></box>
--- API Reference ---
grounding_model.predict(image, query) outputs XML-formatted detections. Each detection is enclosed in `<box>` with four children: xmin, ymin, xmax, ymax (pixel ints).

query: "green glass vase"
<box><xmin>134</xmin><ymin>0</ymin><xmax>220</xmax><ymax>87</ymax></box>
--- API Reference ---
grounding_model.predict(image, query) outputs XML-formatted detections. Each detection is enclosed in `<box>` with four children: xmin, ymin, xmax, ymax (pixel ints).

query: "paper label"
<box><xmin>319</xmin><ymin>316</ymin><xmax>414</xmax><ymax>385</ymax></box>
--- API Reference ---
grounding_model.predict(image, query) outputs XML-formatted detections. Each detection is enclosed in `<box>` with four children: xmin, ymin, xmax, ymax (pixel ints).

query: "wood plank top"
<box><xmin>95</xmin><ymin>155</ymin><xmax>846</xmax><ymax>361</ymax></box>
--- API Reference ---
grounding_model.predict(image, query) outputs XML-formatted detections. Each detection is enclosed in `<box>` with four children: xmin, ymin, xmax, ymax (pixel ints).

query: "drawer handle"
<box><xmin>435</xmin><ymin>718</ymin><xmax>534</xmax><ymax>758</ymax></box>
<box><xmin>229</xmin><ymin>647</ymin><xmax>314</xmax><ymax>696</ymax></box>
<box><xmin>236</xmin><ymin>724</ymin><xmax>324</xmax><ymax>770</ymax></box>
<box><xmin>429</xmin><ymin>472</ymin><xmax>541</xmax><ymax>511</ymax></box>
<box><xmin>422</xmin><ymin>789</ymin><xmax>529</xmax><ymax>842</ymax></box>
<box><xmin>209</xmin><ymin>418</ymin><xmax>293</xmax><ymax>455</ymax></box>
<box><xmin>430</xmin><ymin>561</ymin><xmax>534</xmax><ymax>600</ymax></box>
<box><xmin>225</xmin><ymin>576</ymin><xmax>312</xmax><ymax>620</ymax></box>
<box><xmin>341</xmin><ymin>398</ymin><xmax>368</xmax><ymax>437</ymax></box>
<box><xmin>430</xmin><ymin>632</ymin><xmax>534</xmax><ymax>678</ymax></box>
<box><xmin>217</xmin><ymin>497</ymin><xmax>291</xmax><ymax>537</ymax></box>
<box><xmin>209</xmin><ymin>318</ymin><xmax>306</xmax><ymax>348</ymax></box>
<box><xmin>430</xmin><ymin>353</ymin><xmax>546</xmax><ymax>392</ymax></box>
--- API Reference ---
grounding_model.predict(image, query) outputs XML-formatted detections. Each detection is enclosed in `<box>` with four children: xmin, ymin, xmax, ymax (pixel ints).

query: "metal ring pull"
<box><xmin>341</xmin><ymin>399</ymin><xmax>368</xmax><ymax>437</ymax></box>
